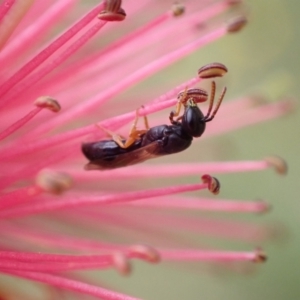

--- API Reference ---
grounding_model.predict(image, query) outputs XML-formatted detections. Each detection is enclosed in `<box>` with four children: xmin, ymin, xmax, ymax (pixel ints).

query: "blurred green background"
<box><xmin>104</xmin><ymin>0</ymin><xmax>300</xmax><ymax>299</ymax></box>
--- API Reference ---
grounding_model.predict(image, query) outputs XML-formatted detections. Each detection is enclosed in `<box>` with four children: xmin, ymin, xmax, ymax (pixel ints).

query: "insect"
<box><xmin>82</xmin><ymin>63</ymin><xmax>227</xmax><ymax>170</ymax></box>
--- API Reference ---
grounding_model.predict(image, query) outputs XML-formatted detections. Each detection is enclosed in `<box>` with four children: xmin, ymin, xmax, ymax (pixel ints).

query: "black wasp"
<box><xmin>82</xmin><ymin>63</ymin><xmax>227</xmax><ymax>170</ymax></box>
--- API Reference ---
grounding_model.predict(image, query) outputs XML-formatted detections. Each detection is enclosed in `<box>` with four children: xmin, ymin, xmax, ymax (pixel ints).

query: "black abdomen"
<box><xmin>82</xmin><ymin>139</ymin><xmax>142</xmax><ymax>161</ymax></box>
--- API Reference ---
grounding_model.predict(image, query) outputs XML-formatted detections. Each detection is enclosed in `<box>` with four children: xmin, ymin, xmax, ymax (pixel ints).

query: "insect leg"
<box><xmin>97</xmin><ymin>109</ymin><xmax>149</xmax><ymax>149</ymax></box>
<box><xmin>170</xmin><ymin>86</ymin><xmax>189</xmax><ymax>124</ymax></box>
<box><xmin>121</xmin><ymin>109</ymin><xmax>148</xmax><ymax>147</ymax></box>
<box><xmin>169</xmin><ymin>101</ymin><xmax>183</xmax><ymax>124</ymax></box>
<box><xmin>139</xmin><ymin>105</ymin><xmax>150</xmax><ymax>130</ymax></box>
<box><xmin>96</xmin><ymin>124</ymin><xmax>127</xmax><ymax>146</ymax></box>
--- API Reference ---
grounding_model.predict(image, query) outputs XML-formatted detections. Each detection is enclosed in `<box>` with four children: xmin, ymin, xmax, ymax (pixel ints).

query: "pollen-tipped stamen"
<box><xmin>1</xmin><ymin>270</ymin><xmax>139</xmax><ymax>300</ymax></box>
<box><xmin>74</xmin><ymin>158</ymin><xmax>287</xmax><ymax>180</ymax></box>
<box><xmin>98</xmin><ymin>0</ymin><xmax>126</xmax><ymax>22</ymax></box>
<box><xmin>36</xmin><ymin>23</ymin><xmax>229</xmax><ymax>131</ymax></box>
<box><xmin>128</xmin><ymin>244</ymin><xmax>161</xmax><ymax>264</ymax></box>
<box><xmin>0</xmin><ymin>2</ymin><xmax>105</xmax><ymax>101</ymax></box>
<box><xmin>201</xmin><ymin>174</ymin><xmax>220</xmax><ymax>195</ymax></box>
<box><xmin>129</xmin><ymin>196</ymin><xmax>270</xmax><ymax>214</ymax></box>
<box><xmin>198</xmin><ymin>62</ymin><xmax>228</xmax><ymax>79</ymax></box>
<box><xmin>264</xmin><ymin>156</ymin><xmax>287</xmax><ymax>175</ymax></box>
<box><xmin>160</xmin><ymin>248</ymin><xmax>267</xmax><ymax>263</ymax></box>
<box><xmin>35</xmin><ymin>169</ymin><xmax>72</xmax><ymax>195</ymax></box>
<box><xmin>0</xmin><ymin>179</ymin><xmax>215</xmax><ymax>218</ymax></box>
<box><xmin>227</xmin><ymin>16</ymin><xmax>248</xmax><ymax>33</ymax></box>
<box><xmin>112</xmin><ymin>252</ymin><xmax>131</xmax><ymax>276</ymax></box>
<box><xmin>0</xmin><ymin>96</ymin><xmax>60</xmax><ymax>141</ymax></box>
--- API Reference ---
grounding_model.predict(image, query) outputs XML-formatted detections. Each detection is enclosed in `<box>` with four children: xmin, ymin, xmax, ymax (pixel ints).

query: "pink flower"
<box><xmin>0</xmin><ymin>1</ymin><xmax>290</xmax><ymax>299</ymax></box>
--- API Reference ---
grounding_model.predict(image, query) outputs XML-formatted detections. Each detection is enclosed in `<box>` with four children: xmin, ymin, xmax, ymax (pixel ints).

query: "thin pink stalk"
<box><xmin>0</xmin><ymin>2</ymin><xmax>104</xmax><ymax>101</ymax></box>
<box><xmin>207</xmin><ymin>99</ymin><xmax>293</xmax><ymax>137</ymax></box>
<box><xmin>94</xmin><ymin>209</ymin><xmax>270</xmax><ymax>243</ymax></box>
<box><xmin>2</xmin><ymin>270</ymin><xmax>140</xmax><ymax>300</ymax></box>
<box><xmin>38</xmin><ymin>25</ymin><xmax>227</xmax><ymax>130</ymax></box>
<box><xmin>0</xmin><ymin>180</ymin><xmax>210</xmax><ymax>218</ymax></box>
<box><xmin>0</xmin><ymin>144</ymin><xmax>75</xmax><ymax>190</ymax></box>
<box><xmin>0</xmin><ymin>251</ymin><xmax>113</xmax><ymax>263</ymax></box>
<box><xmin>51</xmin><ymin>8</ymin><xmax>172</xmax><ymax>87</ymax></box>
<box><xmin>0</xmin><ymin>99</ymin><xmax>176</xmax><ymax>159</ymax></box>
<box><xmin>0</xmin><ymin>107</ymin><xmax>42</xmax><ymax>141</ymax></box>
<box><xmin>0</xmin><ymin>186</ymin><xmax>42</xmax><ymax>210</ymax></box>
<box><xmin>0</xmin><ymin>260</ymin><xmax>112</xmax><ymax>272</ymax></box>
<box><xmin>0</xmin><ymin>0</ymin><xmax>35</xmax><ymax>50</ymax></box>
<box><xmin>160</xmin><ymin>249</ymin><xmax>265</xmax><ymax>262</ymax></box>
<box><xmin>63</xmin><ymin>209</ymin><xmax>168</xmax><ymax>245</ymax></box>
<box><xmin>4</xmin><ymin>20</ymin><xmax>107</xmax><ymax>107</ymax></box>
<box><xmin>212</xmin><ymin>96</ymin><xmax>264</xmax><ymax>117</ymax></box>
<box><xmin>150</xmin><ymin>76</ymin><xmax>201</xmax><ymax>104</ymax></box>
<box><xmin>0</xmin><ymin>0</ymin><xmax>15</xmax><ymax>23</ymax></box>
<box><xmin>188</xmin><ymin>0</ymin><xmax>232</xmax><ymax>27</ymax></box>
<box><xmin>71</xmin><ymin>160</ymin><xmax>272</xmax><ymax>180</ymax></box>
<box><xmin>129</xmin><ymin>196</ymin><xmax>269</xmax><ymax>213</ymax></box>
<box><xmin>0</xmin><ymin>97</ymin><xmax>290</xmax><ymax>162</ymax></box>
<box><xmin>15</xmin><ymin>3</ymin><xmax>166</xmax><ymax>103</ymax></box>
<box><xmin>0</xmin><ymin>0</ymin><xmax>78</xmax><ymax>68</ymax></box>
<box><xmin>20</xmin><ymin>75</ymin><xmax>200</xmax><ymax>140</ymax></box>
<box><xmin>0</xmin><ymin>223</ymin><xmax>124</xmax><ymax>253</ymax></box>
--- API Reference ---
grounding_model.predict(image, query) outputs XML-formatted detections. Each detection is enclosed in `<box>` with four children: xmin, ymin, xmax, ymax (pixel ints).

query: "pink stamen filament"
<box><xmin>150</xmin><ymin>76</ymin><xmax>201</xmax><ymax>104</ymax></box>
<box><xmin>0</xmin><ymin>99</ymin><xmax>176</xmax><ymax>159</ymax></box>
<box><xmin>0</xmin><ymin>249</ymin><xmax>156</xmax><ymax>271</ymax></box>
<box><xmin>3</xmin><ymin>20</ymin><xmax>107</xmax><ymax>108</ymax></box>
<box><xmin>0</xmin><ymin>2</ymin><xmax>104</xmax><ymax>101</ymax></box>
<box><xmin>160</xmin><ymin>249</ymin><xmax>261</xmax><ymax>262</ymax></box>
<box><xmin>128</xmin><ymin>196</ymin><xmax>269</xmax><ymax>213</ymax></box>
<box><xmin>1</xmin><ymin>270</ymin><xmax>140</xmax><ymax>300</ymax></box>
<box><xmin>0</xmin><ymin>223</ymin><xmax>124</xmax><ymax>253</ymax></box>
<box><xmin>88</xmin><ymin>208</ymin><xmax>270</xmax><ymax>243</ymax></box>
<box><xmin>0</xmin><ymin>260</ymin><xmax>112</xmax><ymax>272</ymax></box>
<box><xmin>21</xmin><ymin>86</ymin><xmax>253</xmax><ymax>145</ymax></box>
<box><xmin>19</xmin><ymin>75</ymin><xmax>200</xmax><ymax>140</ymax></box>
<box><xmin>0</xmin><ymin>0</ymin><xmax>35</xmax><ymax>50</ymax></box>
<box><xmin>0</xmin><ymin>107</ymin><xmax>42</xmax><ymax>141</ymax></box>
<box><xmin>72</xmin><ymin>160</ymin><xmax>273</xmax><ymax>180</ymax></box>
<box><xmin>0</xmin><ymin>98</ymin><xmax>290</xmax><ymax>161</ymax></box>
<box><xmin>0</xmin><ymin>186</ymin><xmax>42</xmax><ymax>210</ymax></box>
<box><xmin>0</xmin><ymin>0</ymin><xmax>15</xmax><ymax>23</ymax></box>
<box><xmin>36</xmin><ymin>2</ymin><xmax>220</xmax><ymax>106</ymax></box>
<box><xmin>189</xmin><ymin>0</ymin><xmax>233</xmax><ymax>27</ymax></box>
<box><xmin>52</xmin><ymin>9</ymin><xmax>172</xmax><ymax>87</ymax></box>
<box><xmin>0</xmin><ymin>0</ymin><xmax>77</xmax><ymax>68</ymax></box>
<box><xmin>0</xmin><ymin>144</ymin><xmax>76</xmax><ymax>190</ymax></box>
<box><xmin>0</xmin><ymin>251</ymin><xmax>113</xmax><ymax>263</ymax></box>
<box><xmin>0</xmin><ymin>181</ymin><xmax>209</xmax><ymax>218</ymax></box>
<box><xmin>206</xmin><ymin>99</ymin><xmax>293</xmax><ymax>137</ymax></box>
<box><xmin>34</xmin><ymin>25</ymin><xmax>227</xmax><ymax>132</ymax></box>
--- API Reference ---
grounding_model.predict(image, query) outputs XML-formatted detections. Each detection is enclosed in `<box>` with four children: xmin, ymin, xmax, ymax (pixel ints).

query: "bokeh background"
<box><xmin>100</xmin><ymin>0</ymin><xmax>300</xmax><ymax>299</ymax></box>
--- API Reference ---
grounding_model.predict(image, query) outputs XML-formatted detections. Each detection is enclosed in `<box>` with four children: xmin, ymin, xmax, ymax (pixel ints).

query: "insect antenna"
<box><xmin>179</xmin><ymin>86</ymin><xmax>189</xmax><ymax>104</ymax></box>
<box><xmin>204</xmin><ymin>81</ymin><xmax>216</xmax><ymax>119</ymax></box>
<box><xmin>204</xmin><ymin>82</ymin><xmax>227</xmax><ymax>122</ymax></box>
